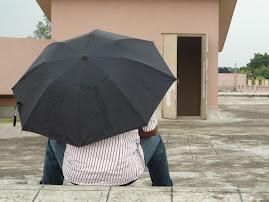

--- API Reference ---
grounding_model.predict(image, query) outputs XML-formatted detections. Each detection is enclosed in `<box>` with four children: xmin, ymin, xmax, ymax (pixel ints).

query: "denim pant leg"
<box><xmin>41</xmin><ymin>139</ymin><xmax>66</xmax><ymax>185</ymax></box>
<box><xmin>140</xmin><ymin>132</ymin><xmax>173</xmax><ymax>187</ymax></box>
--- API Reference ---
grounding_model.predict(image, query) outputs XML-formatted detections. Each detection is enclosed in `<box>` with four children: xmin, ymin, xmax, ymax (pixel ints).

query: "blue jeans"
<box><xmin>141</xmin><ymin>133</ymin><xmax>173</xmax><ymax>186</ymax></box>
<box><xmin>41</xmin><ymin>139</ymin><xmax>66</xmax><ymax>185</ymax></box>
<box><xmin>41</xmin><ymin>132</ymin><xmax>172</xmax><ymax>186</ymax></box>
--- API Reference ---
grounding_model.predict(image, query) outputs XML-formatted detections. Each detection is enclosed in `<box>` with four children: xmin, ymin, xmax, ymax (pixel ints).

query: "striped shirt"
<box><xmin>62</xmin><ymin>115</ymin><xmax>158</xmax><ymax>186</ymax></box>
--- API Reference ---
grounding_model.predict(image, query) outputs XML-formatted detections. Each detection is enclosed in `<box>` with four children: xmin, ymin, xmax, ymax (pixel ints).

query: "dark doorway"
<box><xmin>177</xmin><ymin>37</ymin><xmax>201</xmax><ymax>116</ymax></box>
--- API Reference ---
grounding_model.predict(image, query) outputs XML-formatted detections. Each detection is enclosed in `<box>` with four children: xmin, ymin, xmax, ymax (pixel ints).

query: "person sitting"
<box><xmin>41</xmin><ymin>115</ymin><xmax>173</xmax><ymax>186</ymax></box>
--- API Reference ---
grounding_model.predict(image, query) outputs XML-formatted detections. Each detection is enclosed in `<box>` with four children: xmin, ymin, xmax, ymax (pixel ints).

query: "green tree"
<box><xmin>239</xmin><ymin>53</ymin><xmax>269</xmax><ymax>80</ymax></box>
<box><xmin>255</xmin><ymin>66</ymin><xmax>269</xmax><ymax>79</ymax></box>
<box><xmin>28</xmin><ymin>15</ymin><xmax>51</xmax><ymax>39</ymax></box>
<box><xmin>239</xmin><ymin>68</ymin><xmax>252</xmax><ymax>78</ymax></box>
<box><xmin>247</xmin><ymin>53</ymin><xmax>269</xmax><ymax>69</ymax></box>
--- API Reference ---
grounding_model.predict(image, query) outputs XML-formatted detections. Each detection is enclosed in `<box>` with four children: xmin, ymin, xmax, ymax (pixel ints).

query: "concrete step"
<box><xmin>1</xmin><ymin>184</ymin><xmax>269</xmax><ymax>202</ymax></box>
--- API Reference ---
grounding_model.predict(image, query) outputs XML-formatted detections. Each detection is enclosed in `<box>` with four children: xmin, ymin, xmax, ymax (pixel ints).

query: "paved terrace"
<box><xmin>0</xmin><ymin>96</ymin><xmax>269</xmax><ymax>201</ymax></box>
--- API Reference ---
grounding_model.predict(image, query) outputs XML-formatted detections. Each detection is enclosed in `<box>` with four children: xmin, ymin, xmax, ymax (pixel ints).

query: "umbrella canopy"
<box><xmin>12</xmin><ymin>29</ymin><xmax>176</xmax><ymax>147</ymax></box>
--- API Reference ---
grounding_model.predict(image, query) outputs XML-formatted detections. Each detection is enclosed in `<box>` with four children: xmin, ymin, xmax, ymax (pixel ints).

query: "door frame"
<box><xmin>161</xmin><ymin>33</ymin><xmax>208</xmax><ymax>120</ymax></box>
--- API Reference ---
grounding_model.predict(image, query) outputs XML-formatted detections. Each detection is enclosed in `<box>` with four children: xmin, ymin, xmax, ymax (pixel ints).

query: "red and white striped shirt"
<box><xmin>62</xmin><ymin>115</ymin><xmax>158</xmax><ymax>186</ymax></box>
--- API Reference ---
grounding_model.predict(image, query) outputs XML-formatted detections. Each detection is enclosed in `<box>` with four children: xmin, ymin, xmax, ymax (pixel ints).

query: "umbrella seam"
<box><xmin>76</xmin><ymin>60</ymin><xmax>87</xmax><ymax>145</ymax></box>
<box><xmin>58</xmin><ymin>42</ymin><xmax>82</xmax><ymax>56</ymax></box>
<box><xmin>22</xmin><ymin>59</ymin><xmax>83</xmax><ymax>134</ymax></box>
<box><xmin>60</xmin><ymin>38</ymin><xmax>142</xmax><ymax>57</ymax></box>
<box><xmin>13</xmin><ymin>58</ymin><xmax>80</xmax><ymax>89</ymax></box>
<box><xmin>89</xmin><ymin>56</ymin><xmax>177</xmax><ymax>81</ymax></box>
<box><xmin>85</xmin><ymin>59</ymin><xmax>149</xmax><ymax>126</ymax></box>
<box><xmin>22</xmin><ymin>42</ymin><xmax>81</xmax><ymax>77</ymax></box>
<box><xmin>87</xmin><ymin>38</ymin><xmax>151</xmax><ymax>56</ymax></box>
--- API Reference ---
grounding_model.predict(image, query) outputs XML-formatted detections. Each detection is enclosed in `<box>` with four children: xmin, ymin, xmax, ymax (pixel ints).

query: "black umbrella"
<box><xmin>12</xmin><ymin>29</ymin><xmax>176</xmax><ymax>147</ymax></box>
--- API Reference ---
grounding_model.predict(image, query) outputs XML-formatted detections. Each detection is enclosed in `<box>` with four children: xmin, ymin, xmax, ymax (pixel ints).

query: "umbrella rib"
<box><xmin>22</xmin><ymin>60</ymin><xmax>82</xmax><ymax>128</ymax></box>
<box><xmin>18</xmin><ymin>41</ymin><xmax>82</xmax><ymax>81</ymax></box>
<box><xmin>86</xmin><ymin>59</ymin><xmax>149</xmax><ymax>126</ymax></box>
<box><xmin>76</xmin><ymin>62</ymin><xmax>87</xmax><ymax>144</ymax></box>
<box><xmin>13</xmin><ymin>58</ymin><xmax>80</xmax><ymax>88</ymax></box>
<box><xmin>87</xmin><ymin>38</ymin><xmax>147</xmax><ymax>55</ymax></box>
<box><xmin>58</xmin><ymin>42</ymin><xmax>82</xmax><ymax>56</ymax></box>
<box><xmin>91</xmin><ymin>56</ymin><xmax>176</xmax><ymax>81</ymax></box>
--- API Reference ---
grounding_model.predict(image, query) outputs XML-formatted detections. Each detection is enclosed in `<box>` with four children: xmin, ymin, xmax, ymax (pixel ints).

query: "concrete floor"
<box><xmin>0</xmin><ymin>96</ymin><xmax>269</xmax><ymax>201</ymax></box>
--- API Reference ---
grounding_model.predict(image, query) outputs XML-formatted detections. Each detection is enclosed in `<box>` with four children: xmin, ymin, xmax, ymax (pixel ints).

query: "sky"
<box><xmin>0</xmin><ymin>0</ymin><xmax>44</xmax><ymax>38</ymax></box>
<box><xmin>0</xmin><ymin>0</ymin><xmax>268</xmax><ymax>68</ymax></box>
<box><xmin>218</xmin><ymin>0</ymin><xmax>269</xmax><ymax>68</ymax></box>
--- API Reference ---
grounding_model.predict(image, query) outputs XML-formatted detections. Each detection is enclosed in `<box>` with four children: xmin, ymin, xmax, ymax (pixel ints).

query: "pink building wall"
<box><xmin>237</xmin><ymin>85</ymin><xmax>269</xmax><ymax>93</ymax></box>
<box><xmin>0</xmin><ymin>38</ymin><xmax>54</xmax><ymax>95</ymax></box>
<box><xmin>237</xmin><ymin>74</ymin><xmax>247</xmax><ymax>87</ymax></box>
<box><xmin>218</xmin><ymin>73</ymin><xmax>247</xmax><ymax>90</ymax></box>
<box><xmin>257</xmin><ymin>86</ymin><xmax>269</xmax><ymax>92</ymax></box>
<box><xmin>51</xmin><ymin>0</ymin><xmax>219</xmax><ymax>109</ymax></box>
